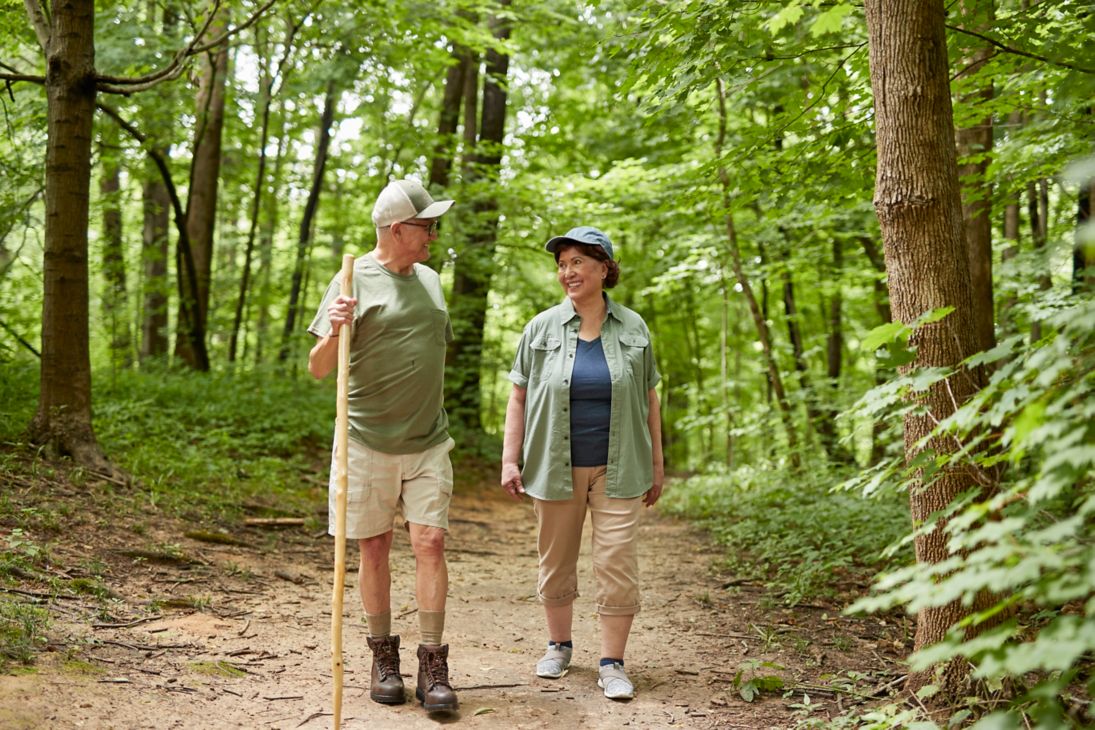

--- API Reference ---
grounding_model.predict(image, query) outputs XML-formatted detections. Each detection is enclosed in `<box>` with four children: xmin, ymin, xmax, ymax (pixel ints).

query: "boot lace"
<box><xmin>373</xmin><ymin>640</ymin><xmax>400</xmax><ymax>680</ymax></box>
<box><xmin>422</xmin><ymin>650</ymin><xmax>451</xmax><ymax>689</ymax></box>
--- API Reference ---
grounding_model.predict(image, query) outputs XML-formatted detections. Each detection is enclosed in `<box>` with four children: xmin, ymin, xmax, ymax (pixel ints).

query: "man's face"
<box><xmin>392</xmin><ymin>218</ymin><xmax>439</xmax><ymax>263</ymax></box>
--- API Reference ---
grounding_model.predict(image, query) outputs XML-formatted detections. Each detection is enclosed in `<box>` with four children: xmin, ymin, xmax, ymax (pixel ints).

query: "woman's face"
<box><xmin>556</xmin><ymin>245</ymin><xmax>607</xmax><ymax>303</ymax></box>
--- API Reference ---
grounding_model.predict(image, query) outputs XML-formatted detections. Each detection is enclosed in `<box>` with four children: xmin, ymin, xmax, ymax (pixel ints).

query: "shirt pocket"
<box><xmin>619</xmin><ymin>332</ymin><xmax>649</xmax><ymax>379</ymax></box>
<box><xmin>529</xmin><ymin>335</ymin><xmax>561</xmax><ymax>382</ymax></box>
<box><xmin>429</xmin><ymin>309</ymin><xmax>450</xmax><ymax>345</ymax></box>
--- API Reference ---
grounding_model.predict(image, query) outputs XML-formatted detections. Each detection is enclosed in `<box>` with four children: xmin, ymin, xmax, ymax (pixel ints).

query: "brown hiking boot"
<box><xmin>366</xmin><ymin>635</ymin><xmax>405</xmax><ymax>704</ymax></box>
<box><xmin>415</xmin><ymin>644</ymin><xmax>458</xmax><ymax>711</ymax></box>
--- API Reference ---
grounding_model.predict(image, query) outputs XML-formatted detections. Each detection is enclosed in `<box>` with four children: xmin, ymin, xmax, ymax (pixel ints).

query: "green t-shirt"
<box><xmin>308</xmin><ymin>252</ymin><xmax>453</xmax><ymax>454</ymax></box>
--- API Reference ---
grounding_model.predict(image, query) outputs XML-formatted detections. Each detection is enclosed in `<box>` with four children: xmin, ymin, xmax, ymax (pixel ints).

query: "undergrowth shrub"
<box><xmin>660</xmin><ymin>462</ymin><xmax>909</xmax><ymax>606</ymax></box>
<box><xmin>92</xmin><ymin>364</ymin><xmax>334</xmax><ymax>520</ymax></box>
<box><xmin>843</xmin><ymin>298</ymin><xmax>1094</xmax><ymax>727</ymax></box>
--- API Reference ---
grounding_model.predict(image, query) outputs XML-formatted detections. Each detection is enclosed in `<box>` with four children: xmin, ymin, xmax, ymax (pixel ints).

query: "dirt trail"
<box><xmin>0</xmin><ymin>479</ymin><xmax>903</xmax><ymax>729</ymax></box>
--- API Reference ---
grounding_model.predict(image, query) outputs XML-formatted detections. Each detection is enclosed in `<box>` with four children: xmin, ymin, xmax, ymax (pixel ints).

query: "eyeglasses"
<box><xmin>397</xmin><ymin>219</ymin><xmax>440</xmax><ymax>235</ymax></box>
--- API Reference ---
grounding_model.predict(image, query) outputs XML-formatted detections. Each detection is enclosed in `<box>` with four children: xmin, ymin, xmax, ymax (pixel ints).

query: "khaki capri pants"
<box><xmin>533</xmin><ymin>465</ymin><xmax>642</xmax><ymax>616</ymax></box>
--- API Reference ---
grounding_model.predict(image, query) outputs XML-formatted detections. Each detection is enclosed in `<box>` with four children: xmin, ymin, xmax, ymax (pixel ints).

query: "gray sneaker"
<box><xmin>597</xmin><ymin>662</ymin><xmax>635</xmax><ymax>700</ymax></box>
<box><xmin>535</xmin><ymin>644</ymin><xmax>573</xmax><ymax>679</ymax></box>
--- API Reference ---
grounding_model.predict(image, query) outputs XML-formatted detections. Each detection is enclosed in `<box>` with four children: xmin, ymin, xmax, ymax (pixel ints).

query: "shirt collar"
<box><xmin>559</xmin><ymin>293</ymin><xmax>621</xmax><ymax>325</ymax></box>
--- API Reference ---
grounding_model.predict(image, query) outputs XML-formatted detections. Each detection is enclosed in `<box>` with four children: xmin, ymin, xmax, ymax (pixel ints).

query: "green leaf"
<box><xmin>914</xmin><ymin>306</ymin><xmax>956</xmax><ymax>326</ymax></box>
<box><xmin>809</xmin><ymin>4</ymin><xmax>855</xmax><ymax>37</ymax></box>
<box><xmin>861</xmin><ymin>321</ymin><xmax>906</xmax><ymax>352</ymax></box>
<box><xmin>766</xmin><ymin>3</ymin><xmax>804</xmax><ymax>34</ymax></box>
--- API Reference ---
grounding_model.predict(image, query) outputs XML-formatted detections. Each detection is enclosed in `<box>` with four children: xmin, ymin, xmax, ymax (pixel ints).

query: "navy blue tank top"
<box><xmin>570</xmin><ymin>337</ymin><xmax>612</xmax><ymax>466</ymax></box>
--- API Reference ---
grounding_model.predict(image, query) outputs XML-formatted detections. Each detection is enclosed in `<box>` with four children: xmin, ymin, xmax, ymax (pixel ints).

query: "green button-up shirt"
<box><xmin>508</xmin><ymin>294</ymin><xmax>660</xmax><ymax>501</ymax></box>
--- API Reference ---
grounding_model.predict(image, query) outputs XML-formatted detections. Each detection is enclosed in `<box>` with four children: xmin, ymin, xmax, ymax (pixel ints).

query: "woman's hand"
<box><xmin>643</xmin><ymin>466</ymin><xmax>664</xmax><ymax>507</ymax></box>
<box><xmin>501</xmin><ymin>462</ymin><xmax>525</xmax><ymax>500</ymax></box>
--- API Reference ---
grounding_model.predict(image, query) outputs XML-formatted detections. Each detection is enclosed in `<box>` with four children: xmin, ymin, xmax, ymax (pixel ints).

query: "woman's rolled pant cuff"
<box><xmin>596</xmin><ymin>603</ymin><xmax>641</xmax><ymax>617</ymax></box>
<box><xmin>538</xmin><ymin>591</ymin><xmax>579</xmax><ymax>608</ymax></box>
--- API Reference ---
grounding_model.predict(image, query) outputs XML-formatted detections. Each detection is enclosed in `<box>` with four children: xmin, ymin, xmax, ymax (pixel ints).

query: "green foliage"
<box><xmin>660</xmin><ymin>461</ymin><xmax>909</xmax><ymax>606</ymax></box>
<box><xmin>89</xmin><ymin>364</ymin><xmax>332</xmax><ymax>521</ymax></box>
<box><xmin>0</xmin><ymin>597</ymin><xmax>48</xmax><ymax>672</ymax></box>
<box><xmin>844</xmin><ymin>297</ymin><xmax>1095</xmax><ymax>726</ymax></box>
<box><xmin>734</xmin><ymin>659</ymin><xmax>786</xmax><ymax>702</ymax></box>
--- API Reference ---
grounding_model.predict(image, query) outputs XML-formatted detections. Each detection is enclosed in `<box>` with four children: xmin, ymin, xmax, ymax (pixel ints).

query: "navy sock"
<box><xmin>599</xmin><ymin>657</ymin><xmax>623</xmax><ymax>667</ymax></box>
<box><xmin>549</xmin><ymin>640</ymin><xmax>573</xmax><ymax>649</ymax></box>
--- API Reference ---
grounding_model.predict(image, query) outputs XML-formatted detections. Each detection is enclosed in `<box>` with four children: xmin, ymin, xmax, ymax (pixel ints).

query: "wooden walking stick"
<box><xmin>331</xmin><ymin>253</ymin><xmax>354</xmax><ymax>727</ymax></box>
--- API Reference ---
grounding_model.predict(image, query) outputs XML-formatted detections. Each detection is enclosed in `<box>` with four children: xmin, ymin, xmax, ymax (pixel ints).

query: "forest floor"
<box><xmin>0</xmin><ymin>453</ymin><xmax>911</xmax><ymax>729</ymax></box>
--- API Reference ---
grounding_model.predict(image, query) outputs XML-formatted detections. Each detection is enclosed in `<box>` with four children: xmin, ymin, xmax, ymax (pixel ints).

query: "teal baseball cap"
<box><xmin>545</xmin><ymin>226</ymin><xmax>615</xmax><ymax>260</ymax></box>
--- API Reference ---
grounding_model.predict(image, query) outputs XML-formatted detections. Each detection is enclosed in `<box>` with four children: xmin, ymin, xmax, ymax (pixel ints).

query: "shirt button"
<box><xmin>563</xmin><ymin>379</ymin><xmax>568</xmax><ymax>385</ymax></box>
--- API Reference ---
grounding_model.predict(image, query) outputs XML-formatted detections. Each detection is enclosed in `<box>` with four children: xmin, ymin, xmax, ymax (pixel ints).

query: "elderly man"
<box><xmin>307</xmin><ymin>178</ymin><xmax>458</xmax><ymax>712</ymax></box>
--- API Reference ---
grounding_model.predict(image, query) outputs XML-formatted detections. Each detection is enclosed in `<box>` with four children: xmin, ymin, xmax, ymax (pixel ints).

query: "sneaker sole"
<box><xmin>597</xmin><ymin>679</ymin><xmax>634</xmax><ymax>700</ymax></box>
<box><xmin>536</xmin><ymin>668</ymin><xmax>569</xmax><ymax>679</ymax></box>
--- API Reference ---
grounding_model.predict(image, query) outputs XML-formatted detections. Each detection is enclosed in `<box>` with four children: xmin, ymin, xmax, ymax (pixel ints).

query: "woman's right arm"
<box><xmin>500</xmin><ymin>385</ymin><xmax>527</xmax><ymax>499</ymax></box>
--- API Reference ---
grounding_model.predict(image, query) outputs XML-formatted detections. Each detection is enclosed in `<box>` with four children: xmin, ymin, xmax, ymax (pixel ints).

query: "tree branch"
<box><xmin>0</xmin><ymin>319</ymin><xmax>40</xmax><ymax>358</ymax></box>
<box><xmin>22</xmin><ymin>0</ymin><xmax>50</xmax><ymax>53</ymax></box>
<box><xmin>945</xmin><ymin>23</ymin><xmax>1095</xmax><ymax>75</ymax></box>
<box><xmin>95</xmin><ymin>0</ymin><xmax>280</xmax><ymax>93</ymax></box>
<box><xmin>0</xmin><ymin>72</ymin><xmax>45</xmax><ymax>85</ymax></box>
<box><xmin>192</xmin><ymin>0</ymin><xmax>280</xmax><ymax>54</ymax></box>
<box><xmin>94</xmin><ymin>0</ymin><xmax>223</xmax><ymax>88</ymax></box>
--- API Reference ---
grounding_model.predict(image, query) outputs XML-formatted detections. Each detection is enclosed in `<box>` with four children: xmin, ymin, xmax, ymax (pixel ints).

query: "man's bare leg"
<box><xmin>359</xmin><ymin>531</ymin><xmax>404</xmax><ymax>704</ymax></box>
<box><xmin>408</xmin><ymin>524</ymin><xmax>447</xmax><ymax>615</ymax></box>
<box><xmin>358</xmin><ymin>532</ymin><xmax>394</xmax><ymax>619</ymax></box>
<box><xmin>407</xmin><ymin>523</ymin><xmax>457</xmax><ymax>709</ymax></box>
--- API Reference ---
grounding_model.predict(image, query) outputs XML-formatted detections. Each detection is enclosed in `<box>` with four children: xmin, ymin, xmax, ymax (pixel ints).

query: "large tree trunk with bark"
<box><xmin>279</xmin><ymin>81</ymin><xmax>337</xmax><ymax>362</ymax></box>
<box><xmin>447</xmin><ymin>4</ymin><xmax>511</xmax><ymax>431</ymax></box>
<box><xmin>26</xmin><ymin>0</ymin><xmax>110</xmax><ymax>471</ymax></box>
<box><xmin>864</xmin><ymin>0</ymin><xmax>998</xmax><ymax>699</ymax></box>
<box><xmin>175</xmin><ymin>22</ymin><xmax>228</xmax><ymax>369</ymax></box>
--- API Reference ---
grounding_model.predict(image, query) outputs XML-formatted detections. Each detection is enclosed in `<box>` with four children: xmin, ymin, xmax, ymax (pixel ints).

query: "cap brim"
<box><xmin>415</xmin><ymin>199</ymin><xmax>454</xmax><ymax>219</ymax></box>
<box><xmin>544</xmin><ymin>236</ymin><xmax>578</xmax><ymax>253</ymax></box>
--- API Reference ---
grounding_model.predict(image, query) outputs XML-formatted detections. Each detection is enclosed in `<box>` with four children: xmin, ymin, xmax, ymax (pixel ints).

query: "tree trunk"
<box><xmin>719</xmin><ymin>269</ymin><xmax>734</xmax><ymax>467</ymax></box>
<box><xmin>782</xmin><ymin>269</ymin><xmax>840</xmax><ymax>458</ymax></box>
<box><xmin>861</xmin><ymin>235</ymin><xmax>892</xmax><ymax>465</ymax></box>
<box><xmin>429</xmin><ymin>45</ymin><xmax>470</xmax><ymax>190</ymax></box>
<box><xmin>175</xmin><ymin>21</ymin><xmax>228</xmax><ymax>369</ymax></box>
<box><xmin>715</xmin><ymin>79</ymin><xmax>799</xmax><ymax>466</ymax></box>
<box><xmin>824</xmin><ymin>236</ymin><xmax>844</xmax><ymax>459</ymax></box>
<box><xmin>279</xmin><ymin>81</ymin><xmax>337</xmax><ymax>362</ymax></box>
<box><xmin>229</xmin><ymin>24</ymin><xmax>281</xmax><ymax>363</ymax></box>
<box><xmin>446</xmin><ymin>4</ymin><xmax>511</xmax><ymax>432</ymax></box>
<box><xmin>253</xmin><ymin>117</ymin><xmax>287</xmax><ymax>365</ymax></box>
<box><xmin>864</xmin><ymin>0</ymin><xmax>997</xmax><ymax>699</ymax></box>
<box><xmin>1028</xmin><ymin>177</ymin><xmax>1051</xmax><ymax>341</ymax></box>
<box><xmin>141</xmin><ymin>155</ymin><xmax>170</xmax><ymax>360</ymax></box>
<box><xmin>1076</xmin><ymin>182</ymin><xmax>1093</xmax><ymax>294</ymax></box>
<box><xmin>954</xmin><ymin>0</ymin><xmax>996</xmax><ymax>353</ymax></box>
<box><xmin>99</xmin><ymin>121</ymin><xmax>132</xmax><ymax>368</ymax></box>
<box><xmin>26</xmin><ymin>0</ymin><xmax>110</xmax><ymax>471</ymax></box>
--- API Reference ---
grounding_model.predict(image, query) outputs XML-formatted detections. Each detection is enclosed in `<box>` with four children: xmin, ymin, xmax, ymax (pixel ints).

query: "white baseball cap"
<box><xmin>372</xmin><ymin>179</ymin><xmax>454</xmax><ymax>228</ymax></box>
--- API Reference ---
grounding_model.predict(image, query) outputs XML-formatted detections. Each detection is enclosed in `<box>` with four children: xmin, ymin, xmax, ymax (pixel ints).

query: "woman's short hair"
<box><xmin>555</xmin><ymin>243</ymin><xmax>621</xmax><ymax>289</ymax></box>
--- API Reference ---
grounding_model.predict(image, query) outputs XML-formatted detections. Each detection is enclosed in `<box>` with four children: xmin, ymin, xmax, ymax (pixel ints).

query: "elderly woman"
<box><xmin>500</xmin><ymin>225</ymin><xmax>664</xmax><ymax>701</ymax></box>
